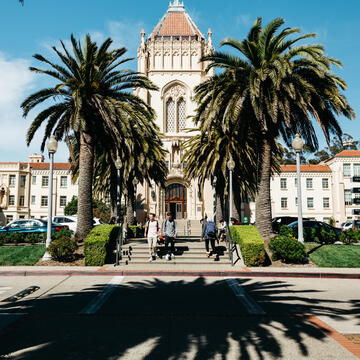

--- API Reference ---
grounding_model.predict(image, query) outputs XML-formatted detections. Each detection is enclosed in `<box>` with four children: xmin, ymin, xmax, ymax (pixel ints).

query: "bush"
<box><xmin>52</xmin><ymin>229</ymin><xmax>74</xmax><ymax>240</ymax></box>
<box><xmin>48</xmin><ymin>236</ymin><xmax>78</xmax><ymax>262</ymax></box>
<box><xmin>269</xmin><ymin>235</ymin><xmax>307</xmax><ymax>263</ymax></box>
<box><xmin>279</xmin><ymin>225</ymin><xmax>295</xmax><ymax>237</ymax></box>
<box><xmin>84</xmin><ymin>225</ymin><xmax>120</xmax><ymax>266</ymax></box>
<box><xmin>229</xmin><ymin>225</ymin><xmax>266</xmax><ymax>266</ymax></box>
<box><xmin>340</xmin><ymin>229</ymin><xmax>360</xmax><ymax>245</ymax></box>
<box><xmin>127</xmin><ymin>225</ymin><xmax>144</xmax><ymax>238</ymax></box>
<box><xmin>24</xmin><ymin>233</ymin><xmax>42</xmax><ymax>245</ymax></box>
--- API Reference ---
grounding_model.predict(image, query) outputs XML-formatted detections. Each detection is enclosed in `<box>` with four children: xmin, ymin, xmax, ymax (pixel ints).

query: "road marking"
<box><xmin>0</xmin><ymin>287</ymin><xmax>12</xmax><ymax>295</ymax></box>
<box><xmin>225</xmin><ymin>278</ymin><xmax>265</xmax><ymax>315</ymax></box>
<box><xmin>80</xmin><ymin>276</ymin><xmax>124</xmax><ymax>314</ymax></box>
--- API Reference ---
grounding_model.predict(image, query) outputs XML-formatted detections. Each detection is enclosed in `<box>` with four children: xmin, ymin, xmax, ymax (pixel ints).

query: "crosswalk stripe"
<box><xmin>225</xmin><ymin>278</ymin><xmax>265</xmax><ymax>315</ymax></box>
<box><xmin>80</xmin><ymin>276</ymin><xmax>124</xmax><ymax>315</ymax></box>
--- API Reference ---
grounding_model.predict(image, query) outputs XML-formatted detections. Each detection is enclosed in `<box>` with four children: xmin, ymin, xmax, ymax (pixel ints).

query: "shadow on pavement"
<box><xmin>0</xmin><ymin>277</ymin><xmax>358</xmax><ymax>359</ymax></box>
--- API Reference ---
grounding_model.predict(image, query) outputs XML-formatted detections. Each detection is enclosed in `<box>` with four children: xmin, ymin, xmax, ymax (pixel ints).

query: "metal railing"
<box><xmin>226</xmin><ymin>224</ymin><xmax>235</xmax><ymax>266</ymax></box>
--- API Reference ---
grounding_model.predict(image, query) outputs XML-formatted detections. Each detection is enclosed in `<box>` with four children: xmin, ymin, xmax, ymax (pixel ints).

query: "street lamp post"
<box><xmin>42</xmin><ymin>135</ymin><xmax>58</xmax><ymax>260</ymax></box>
<box><xmin>292</xmin><ymin>133</ymin><xmax>305</xmax><ymax>243</ymax></box>
<box><xmin>114</xmin><ymin>157</ymin><xmax>122</xmax><ymax>266</ymax></box>
<box><xmin>227</xmin><ymin>157</ymin><xmax>235</xmax><ymax>224</ymax></box>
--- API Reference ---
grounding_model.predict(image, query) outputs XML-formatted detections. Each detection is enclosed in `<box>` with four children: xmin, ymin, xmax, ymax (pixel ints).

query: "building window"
<box><xmin>306</xmin><ymin>178</ymin><xmax>313</xmax><ymax>189</ymax></box>
<box><xmin>294</xmin><ymin>178</ymin><xmax>297</xmax><ymax>187</ymax></box>
<box><xmin>31</xmin><ymin>195</ymin><xmax>35</xmax><ymax>205</ymax></box>
<box><xmin>42</xmin><ymin>176</ymin><xmax>49</xmax><ymax>187</ymax></box>
<box><xmin>41</xmin><ymin>196</ymin><xmax>48</xmax><ymax>207</ymax></box>
<box><xmin>177</xmin><ymin>98</ymin><xmax>186</xmax><ymax>131</ymax></box>
<box><xmin>295</xmin><ymin>197</ymin><xmax>298</xmax><ymax>206</ymax></box>
<box><xmin>354</xmin><ymin>164</ymin><xmax>360</xmax><ymax>177</ymax></box>
<box><xmin>165</xmin><ymin>161</ymin><xmax>170</xmax><ymax>169</ymax></box>
<box><xmin>344</xmin><ymin>189</ymin><xmax>352</xmax><ymax>205</ymax></box>
<box><xmin>166</xmin><ymin>98</ymin><xmax>176</xmax><ymax>133</ymax></box>
<box><xmin>60</xmin><ymin>196</ymin><xmax>67</xmax><ymax>207</ymax></box>
<box><xmin>20</xmin><ymin>175</ymin><xmax>26</xmax><ymax>187</ymax></box>
<box><xmin>19</xmin><ymin>215</ymin><xmax>25</xmax><ymax>219</ymax></box>
<box><xmin>343</xmin><ymin>164</ymin><xmax>351</xmax><ymax>177</ymax></box>
<box><xmin>280</xmin><ymin>178</ymin><xmax>287</xmax><ymax>189</ymax></box>
<box><xmin>8</xmin><ymin>195</ymin><xmax>15</xmax><ymax>206</ymax></box>
<box><xmin>60</xmin><ymin>176</ymin><xmax>68</xmax><ymax>187</ymax></box>
<box><xmin>347</xmin><ymin>216</ymin><xmax>353</xmax><ymax>222</ymax></box>
<box><xmin>322</xmin><ymin>178</ymin><xmax>329</xmax><ymax>189</ymax></box>
<box><xmin>281</xmin><ymin>197</ymin><xmax>287</xmax><ymax>209</ymax></box>
<box><xmin>307</xmin><ymin>197</ymin><xmax>314</xmax><ymax>209</ymax></box>
<box><xmin>323</xmin><ymin>197</ymin><xmax>330</xmax><ymax>208</ymax></box>
<box><xmin>19</xmin><ymin>195</ymin><xmax>25</xmax><ymax>207</ymax></box>
<box><xmin>9</xmin><ymin>175</ymin><xmax>16</xmax><ymax>187</ymax></box>
<box><xmin>6</xmin><ymin>215</ymin><xmax>13</xmax><ymax>224</ymax></box>
<box><xmin>32</xmin><ymin>176</ymin><xmax>36</xmax><ymax>185</ymax></box>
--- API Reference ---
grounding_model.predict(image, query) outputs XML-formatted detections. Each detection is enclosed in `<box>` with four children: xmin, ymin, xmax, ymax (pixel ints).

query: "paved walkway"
<box><xmin>0</xmin><ymin>274</ymin><xmax>359</xmax><ymax>359</ymax></box>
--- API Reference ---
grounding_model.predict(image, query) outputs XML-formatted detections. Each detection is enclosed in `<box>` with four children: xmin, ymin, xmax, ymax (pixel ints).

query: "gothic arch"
<box><xmin>161</xmin><ymin>80</ymin><xmax>190</xmax><ymax>99</ymax></box>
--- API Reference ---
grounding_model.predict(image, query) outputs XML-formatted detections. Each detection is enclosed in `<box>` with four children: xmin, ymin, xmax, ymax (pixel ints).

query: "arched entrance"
<box><xmin>165</xmin><ymin>183</ymin><xmax>187</xmax><ymax>219</ymax></box>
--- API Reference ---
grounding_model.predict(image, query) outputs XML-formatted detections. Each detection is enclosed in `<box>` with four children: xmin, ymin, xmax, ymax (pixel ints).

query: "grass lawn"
<box><xmin>0</xmin><ymin>245</ymin><xmax>45</xmax><ymax>265</ymax></box>
<box><xmin>305</xmin><ymin>244</ymin><xmax>360</xmax><ymax>267</ymax></box>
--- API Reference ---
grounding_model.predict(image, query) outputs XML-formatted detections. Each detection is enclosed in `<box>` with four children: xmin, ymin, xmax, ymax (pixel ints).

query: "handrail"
<box><xmin>226</xmin><ymin>224</ymin><xmax>234</xmax><ymax>266</ymax></box>
<box><xmin>115</xmin><ymin>222</ymin><xmax>124</xmax><ymax>266</ymax></box>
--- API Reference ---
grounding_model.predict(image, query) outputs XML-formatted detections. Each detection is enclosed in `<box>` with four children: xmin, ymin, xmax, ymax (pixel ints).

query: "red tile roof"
<box><xmin>30</xmin><ymin>162</ymin><xmax>71</xmax><ymax>170</ymax></box>
<box><xmin>280</xmin><ymin>164</ymin><xmax>331</xmax><ymax>172</ymax></box>
<box><xmin>151</xmin><ymin>3</ymin><xmax>202</xmax><ymax>38</ymax></box>
<box><xmin>335</xmin><ymin>150</ymin><xmax>360</xmax><ymax>157</ymax></box>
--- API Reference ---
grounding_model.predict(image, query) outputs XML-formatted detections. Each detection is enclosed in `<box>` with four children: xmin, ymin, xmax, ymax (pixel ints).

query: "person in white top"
<box><xmin>144</xmin><ymin>213</ymin><xmax>160</xmax><ymax>262</ymax></box>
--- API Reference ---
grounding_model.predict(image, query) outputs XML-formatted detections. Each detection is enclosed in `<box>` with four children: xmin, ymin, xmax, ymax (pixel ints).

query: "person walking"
<box><xmin>144</xmin><ymin>213</ymin><xmax>160</xmax><ymax>262</ymax></box>
<box><xmin>162</xmin><ymin>212</ymin><xmax>177</xmax><ymax>261</ymax></box>
<box><xmin>202</xmin><ymin>216</ymin><xmax>217</xmax><ymax>259</ymax></box>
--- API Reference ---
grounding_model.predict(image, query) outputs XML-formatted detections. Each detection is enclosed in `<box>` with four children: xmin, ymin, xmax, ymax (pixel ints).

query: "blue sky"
<box><xmin>0</xmin><ymin>0</ymin><xmax>359</xmax><ymax>162</ymax></box>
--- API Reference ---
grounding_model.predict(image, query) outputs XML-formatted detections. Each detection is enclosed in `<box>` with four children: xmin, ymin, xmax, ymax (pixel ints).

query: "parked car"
<box><xmin>0</xmin><ymin>219</ymin><xmax>68</xmax><ymax>234</ymax></box>
<box><xmin>352</xmin><ymin>220</ymin><xmax>360</xmax><ymax>230</ymax></box>
<box><xmin>341</xmin><ymin>222</ymin><xmax>353</xmax><ymax>231</ymax></box>
<box><xmin>272</xmin><ymin>216</ymin><xmax>309</xmax><ymax>234</ymax></box>
<box><xmin>287</xmin><ymin>220</ymin><xmax>341</xmax><ymax>239</ymax></box>
<box><xmin>52</xmin><ymin>215</ymin><xmax>104</xmax><ymax>233</ymax></box>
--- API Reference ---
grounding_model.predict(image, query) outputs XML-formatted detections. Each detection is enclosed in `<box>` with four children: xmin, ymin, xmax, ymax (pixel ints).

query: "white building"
<box><xmin>135</xmin><ymin>0</ymin><xmax>216</xmax><ymax>222</ymax></box>
<box><xmin>270</xmin><ymin>150</ymin><xmax>360</xmax><ymax>226</ymax></box>
<box><xmin>0</xmin><ymin>154</ymin><xmax>78</xmax><ymax>225</ymax></box>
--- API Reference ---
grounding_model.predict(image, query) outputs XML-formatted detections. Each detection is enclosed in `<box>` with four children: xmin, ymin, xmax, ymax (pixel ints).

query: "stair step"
<box><xmin>121</xmin><ymin>259</ymin><xmax>231</xmax><ymax>264</ymax></box>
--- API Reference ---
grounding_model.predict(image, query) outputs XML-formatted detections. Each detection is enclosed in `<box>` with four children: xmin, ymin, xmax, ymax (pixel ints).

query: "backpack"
<box><xmin>206</xmin><ymin>221</ymin><xmax>216</xmax><ymax>237</ymax></box>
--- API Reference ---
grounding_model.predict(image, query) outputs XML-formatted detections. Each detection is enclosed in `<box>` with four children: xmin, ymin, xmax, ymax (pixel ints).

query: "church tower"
<box><xmin>136</xmin><ymin>0</ymin><xmax>215</xmax><ymax>222</ymax></box>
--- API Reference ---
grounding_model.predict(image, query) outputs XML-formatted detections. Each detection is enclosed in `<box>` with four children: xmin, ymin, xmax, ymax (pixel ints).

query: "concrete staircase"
<box><xmin>118</xmin><ymin>237</ymin><xmax>232</xmax><ymax>266</ymax></box>
<box><xmin>175</xmin><ymin>220</ymin><xmax>202</xmax><ymax>237</ymax></box>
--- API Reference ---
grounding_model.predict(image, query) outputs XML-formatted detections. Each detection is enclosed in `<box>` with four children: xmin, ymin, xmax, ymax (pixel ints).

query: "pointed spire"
<box><xmin>140</xmin><ymin>29</ymin><xmax>146</xmax><ymax>50</ymax></box>
<box><xmin>168</xmin><ymin>0</ymin><xmax>185</xmax><ymax>11</ymax></box>
<box><xmin>207</xmin><ymin>28</ymin><xmax>213</xmax><ymax>48</ymax></box>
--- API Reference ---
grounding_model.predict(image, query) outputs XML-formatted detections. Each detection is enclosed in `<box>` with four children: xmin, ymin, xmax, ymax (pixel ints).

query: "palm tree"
<box><xmin>21</xmin><ymin>34</ymin><xmax>157</xmax><ymax>239</ymax></box>
<box><xmin>199</xmin><ymin>18</ymin><xmax>354</xmax><ymax>240</ymax></box>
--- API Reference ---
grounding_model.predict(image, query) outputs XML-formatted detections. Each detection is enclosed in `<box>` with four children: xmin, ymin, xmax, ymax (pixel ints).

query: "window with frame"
<box><xmin>323</xmin><ymin>197</ymin><xmax>330</xmax><ymax>208</ymax></box>
<box><xmin>60</xmin><ymin>196</ymin><xmax>67</xmax><ymax>207</ymax></box>
<box><xmin>166</xmin><ymin>98</ymin><xmax>176</xmax><ymax>133</ymax></box>
<box><xmin>20</xmin><ymin>175</ymin><xmax>26</xmax><ymax>187</ymax></box>
<box><xmin>41</xmin><ymin>196</ymin><xmax>48</xmax><ymax>207</ymax></box>
<box><xmin>280</xmin><ymin>178</ymin><xmax>287</xmax><ymax>189</ymax></box>
<box><xmin>19</xmin><ymin>195</ymin><xmax>25</xmax><ymax>207</ymax></box>
<box><xmin>60</xmin><ymin>176</ymin><xmax>67</xmax><ymax>187</ymax></box>
<box><xmin>32</xmin><ymin>176</ymin><xmax>36</xmax><ymax>185</ymax></box>
<box><xmin>295</xmin><ymin>197</ymin><xmax>298</xmax><ymax>206</ymax></box>
<box><xmin>177</xmin><ymin>98</ymin><xmax>186</xmax><ymax>131</ymax></box>
<box><xmin>307</xmin><ymin>197</ymin><xmax>314</xmax><ymax>208</ymax></box>
<box><xmin>294</xmin><ymin>178</ymin><xmax>298</xmax><ymax>187</ymax></box>
<box><xmin>354</xmin><ymin>164</ymin><xmax>360</xmax><ymax>177</ymax></box>
<box><xmin>306</xmin><ymin>178</ymin><xmax>313</xmax><ymax>189</ymax></box>
<box><xmin>347</xmin><ymin>217</ymin><xmax>353</xmax><ymax>221</ymax></box>
<box><xmin>9</xmin><ymin>175</ymin><xmax>16</xmax><ymax>186</ymax></box>
<box><xmin>8</xmin><ymin>195</ymin><xmax>15</xmax><ymax>206</ymax></box>
<box><xmin>322</xmin><ymin>178</ymin><xmax>329</xmax><ymax>189</ymax></box>
<box><xmin>42</xmin><ymin>176</ymin><xmax>49</xmax><ymax>187</ymax></box>
<box><xmin>31</xmin><ymin>195</ymin><xmax>35</xmax><ymax>205</ymax></box>
<box><xmin>6</xmin><ymin>215</ymin><xmax>13</xmax><ymax>224</ymax></box>
<box><xmin>343</xmin><ymin>163</ymin><xmax>351</xmax><ymax>177</ymax></box>
<box><xmin>344</xmin><ymin>189</ymin><xmax>352</xmax><ymax>205</ymax></box>
<box><xmin>281</xmin><ymin>197</ymin><xmax>287</xmax><ymax>209</ymax></box>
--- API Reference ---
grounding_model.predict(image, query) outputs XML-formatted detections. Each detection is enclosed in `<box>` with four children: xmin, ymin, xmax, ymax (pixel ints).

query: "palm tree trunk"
<box><xmin>109</xmin><ymin>165</ymin><xmax>117</xmax><ymax>222</ymax></box>
<box><xmin>76</xmin><ymin>131</ymin><xmax>94</xmax><ymax>240</ymax></box>
<box><xmin>216</xmin><ymin>192</ymin><xmax>223</xmax><ymax>224</ymax></box>
<box><xmin>255</xmin><ymin>138</ymin><xmax>273</xmax><ymax>241</ymax></box>
<box><xmin>126</xmin><ymin>184</ymin><xmax>136</xmax><ymax>226</ymax></box>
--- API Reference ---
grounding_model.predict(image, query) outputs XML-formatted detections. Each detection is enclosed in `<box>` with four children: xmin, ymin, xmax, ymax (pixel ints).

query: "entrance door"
<box><xmin>165</xmin><ymin>183</ymin><xmax>187</xmax><ymax>219</ymax></box>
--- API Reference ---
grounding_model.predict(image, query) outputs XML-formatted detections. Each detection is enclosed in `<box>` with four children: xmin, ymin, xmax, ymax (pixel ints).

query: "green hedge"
<box><xmin>269</xmin><ymin>235</ymin><xmax>307</xmax><ymax>263</ymax></box>
<box><xmin>127</xmin><ymin>225</ymin><xmax>144</xmax><ymax>238</ymax></box>
<box><xmin>229</xmin><ymin>225</ymin><xmax>266</xmax><ymax>266</ymax></box>
<box><xmin>84</xmin><ymin>225</ymin><xmax>120</xmax><ymax>266</ymax></box>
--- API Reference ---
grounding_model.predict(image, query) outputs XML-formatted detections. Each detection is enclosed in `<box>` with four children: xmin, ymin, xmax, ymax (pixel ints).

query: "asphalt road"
<box><xmin>0</xmin><ymin>275</ymin><xmax>359</xmax><ymax>359</ymax></box>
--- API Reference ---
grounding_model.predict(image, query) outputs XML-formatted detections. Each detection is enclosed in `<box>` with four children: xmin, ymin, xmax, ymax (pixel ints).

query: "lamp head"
<box><xmin>227</xmin><ymin>158</ymin><xmax>235</xmax><ymax>171</ymax></box>
<box><xmin>292</xmin><ymin>133</ymin><xmax>304</xmax><ymax>152</ymax></box>
<box><xmin>114</xmin><ymin>157</ymin><xmax>122</xmax><ymax>170</ymax></box>
<box><xmin>46</xmin><ymin>135</ymin><xmax>58</xmax><ymax>154</ymax></box>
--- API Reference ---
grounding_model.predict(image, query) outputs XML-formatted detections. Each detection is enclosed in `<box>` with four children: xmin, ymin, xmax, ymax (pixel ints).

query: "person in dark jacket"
<box><xmin>202</xmin><ymin>216</ymin><xmax>217</xmax><ymax>259</ymax></box>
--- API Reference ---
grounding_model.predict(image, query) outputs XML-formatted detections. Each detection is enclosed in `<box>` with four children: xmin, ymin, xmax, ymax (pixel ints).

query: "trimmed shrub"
<box><xmin>127</xmin><ymin>225</ymin><xmax>144</xmax><ymax>238</ymax></box>
<box><xmin>229</xmin><ymin>225</ymin><xmax>266</xmax><ymax>266</ymax></box>
<box><xmin>52</xmin><ymin>229</ymin><xmax>74</xmax><ymax>240</ymax></box>
<box><xmin>279</xmin><ymin>225</ymin><xmax>295</xmax><ymax>237</ymax></box>
<box><xmin>340</xmin><ymin>229</ymin><xmax>360</xmax><ymax>245</ymax></box>
<box><xmin>24</xmin><ymin>233</ymin><xmax>42</xmax><ymax>245</ymax></box>
<box><xmin>84</xmin><ymin>225</ymin><xmax>120</xmax><ymax>266</ymax></box>
<box><xmin>269</xmin><ymin>235</ymin><xmax>307</xmax><ymax>263</ymax></box>
<box><xmin>48</xmin><ymin>236</ymin><xmax>78</xmax><ymax>262</ymax></box>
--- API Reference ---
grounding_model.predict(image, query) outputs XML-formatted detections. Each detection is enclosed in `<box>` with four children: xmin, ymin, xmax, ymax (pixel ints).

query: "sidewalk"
<box><xmin>1</xmin><ymin>265</ymin><xmax>360</xmax><ymax>278</ymax></box>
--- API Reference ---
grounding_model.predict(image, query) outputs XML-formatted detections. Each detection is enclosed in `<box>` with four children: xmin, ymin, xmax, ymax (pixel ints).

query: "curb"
<box><xmin>1</xmin><ymin>270</ymin><xmax>360</xmax><ymax>279</ymax></box>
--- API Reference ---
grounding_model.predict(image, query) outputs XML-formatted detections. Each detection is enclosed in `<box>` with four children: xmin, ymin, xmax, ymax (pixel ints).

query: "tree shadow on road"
<box><xmin>0</xmin><ymin>277</ymin><xmax>358</xmax><ymax>359</ymax></box>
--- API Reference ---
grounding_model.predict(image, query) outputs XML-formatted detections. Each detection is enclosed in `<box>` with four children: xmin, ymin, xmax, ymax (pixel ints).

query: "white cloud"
<box><xmin>236</xmin><ymin>14</ymin><xmax>252</xmax><ymax>27</ymax></box>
